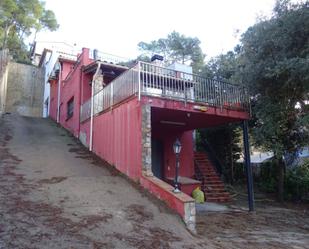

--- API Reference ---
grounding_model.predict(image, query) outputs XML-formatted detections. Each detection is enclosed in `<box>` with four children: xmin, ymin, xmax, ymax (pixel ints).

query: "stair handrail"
<box><xmin>194</xmin><ymin>161</ymin><xmax>205</xmax><ymax>185</ymax></box>
<box><xmin>202</xmin><ymin>139</ymin><xmax>225</xmax><ymax>177</ymax></box>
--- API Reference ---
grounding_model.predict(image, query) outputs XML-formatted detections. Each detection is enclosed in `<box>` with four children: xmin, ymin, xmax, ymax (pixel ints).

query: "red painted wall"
<box><xmin>152</xmin><ymin>127</ymin><xmax>194</xmax><ymax>180</ymax></box>
<box><xmin>47</xmin><ymin>50</ymin><xmax>252</xmax><ymax>224</ymax></box>
<box><xmin>49</xmin><ymin>79</ymin><xmax>58</xmax><ymax>121</ymax></box>
<box><xmin>81</xmin><ymin>73</ymin><xmax>92</xmax><ymax>103</ymax></box>
<box><xmin>79</xmin><ymin>119</ymin><xmax>90</xmax><ymax>146</ymax></box>
<box><xmin>140</xmin><ymin>176</ymin><xmax>189</xmax><ymax>217</ymax></box>
<box><xmin>49</xmin><ymin>48</ymin><xmax>93</xmax><ymax>137</ymax></box>
<box><xmin>92</xmin><ymin>98</ymin><xmax>143</xmax><ymax>180</ymax></box>
<box><xmin>59</xmin><ymin>60</ymin><xmax>82</xmax><ymax>137</ymax></box>
<box><xmin>163</xmin><ymin>131</ymin><xmax>194</xmax><ymax>179</ymax></box>
<box><xmin>49</xmin><ymin>60</ymin><xmax>75</xmax><ymax>122</ymax></box>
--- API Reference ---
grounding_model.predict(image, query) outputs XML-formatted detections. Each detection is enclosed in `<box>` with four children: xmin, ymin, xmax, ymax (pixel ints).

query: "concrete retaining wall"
<box><xmin>5</xmin><ymin>62</ymin><xmax>44</xmax><ymax>117</ymax></box>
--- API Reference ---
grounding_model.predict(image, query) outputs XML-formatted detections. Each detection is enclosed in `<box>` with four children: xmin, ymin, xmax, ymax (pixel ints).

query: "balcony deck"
<box><xmin>80</xmin><ymin>61</ymin><xmax>250</xmax><ymax>123</ymax></box>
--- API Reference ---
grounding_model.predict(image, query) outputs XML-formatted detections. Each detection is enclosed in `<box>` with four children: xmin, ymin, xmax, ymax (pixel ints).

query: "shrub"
<box><xmin>284</xmin><ymin>159</ymin><xmax>309</xmax><ymax>201</ymax></box>
<box><xmin>257</xmin><ymin>161</ymin><xmax>277</xmax><ymax>193</ymax></box>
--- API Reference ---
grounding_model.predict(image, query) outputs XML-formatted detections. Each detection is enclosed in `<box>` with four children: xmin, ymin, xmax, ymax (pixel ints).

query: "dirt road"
<box><xmin>0</xmin><ymin>114</ymin><xmax>204</xmax><ymax>249</ymax></box>
<box><xmin>0</xmin><ymin>114</ymin><xmax>308</xmax><ymax>249</ymax></box>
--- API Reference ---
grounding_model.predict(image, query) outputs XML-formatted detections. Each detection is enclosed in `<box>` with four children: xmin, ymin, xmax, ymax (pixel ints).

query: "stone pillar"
<box><xmin>184</xmin><ymin>201</ymin><xmax>196</xmax><ymax>234</ymax></box>
<box><xmin>141</xmin><ymin>104</ymin><xmax>153</xmax><ymax>176</ymax></box>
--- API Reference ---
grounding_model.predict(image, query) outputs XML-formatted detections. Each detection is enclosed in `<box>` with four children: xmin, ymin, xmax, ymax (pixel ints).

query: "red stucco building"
<box><xmin>48</xmin><ymin>48</ymin><xmax>252</xmax><ymax>231</ymax></box>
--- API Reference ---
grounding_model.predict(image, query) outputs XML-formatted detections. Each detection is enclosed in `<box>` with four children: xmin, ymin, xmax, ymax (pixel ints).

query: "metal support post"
<box><xmin>242</xmin><ymin>120</ymin><xmax>255</xmax><ymax>211</ymax></box>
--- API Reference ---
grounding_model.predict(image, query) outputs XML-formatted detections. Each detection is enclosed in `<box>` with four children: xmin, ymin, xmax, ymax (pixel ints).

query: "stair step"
<box><xmin>199</xmin><ymin>169</ymin><xmax>217</xmax><ymax>172</ymax></box>
<box><xmin>203</xmin><ymin>185</ymin><xmax>227</xmax><ymax>190</ymax></box>
<box><xmin>203</xmin><ymin>184</ymin><xmax>225</xmax><ymax>188</ymax></box>
<box><xmin>203</xmin><ymin>181</ymin><xmax>223</xmax><ymax>184</ymax></box>
<box><xmin>198</xmin><ymin>168</ymin><xmax>215</xmax><ymax>171</ymax></box>
<box><xmin>203</xmin><ymin>185</ymin><xmax>226</xmax><ymax>191</ymax></box>
<box><xmin>200</xmin><ymin>174</ymin><xmax>220</xmax><ymax>177</ymax></box>
<box><xmin>204</xmin><ymin>191</ymin><xmax>230</xmax><ymax>196</ymax></box>
<box><xmin>203</xmin><ymin>182</ymin><xmax>225</xmax><ymax>186</ymax></box>
<box><xmin>199</xmin><ymin>167</ymin><xmax>217</xmax><ymax>174</ymax></box>
<box><xmin>203</xmin><ymin>186</ymin><xmax>226</xmax><ymax>191</ymax></box>
<box><xmin>205</xmin><ymin>193</ymin><xmax>230</xmax><ymax>197</ymax></box>
<box><xmin>195</xmin><ymin>152</ymin><xmax>231</xmax><ymax>203</ymax></box>
<box><xmin>204</xmin><ymin>192</ymin><xmax>229</xmax><ymax>196</ymax></box>
<box><xmin>200</xmin><ymin>174</ymin><xmax>219</xmax><ymax>178</ymax></box>
<box><xmin>206</xmin><ymin>197</ymin><xmax>231</xmax><ymax>202</ymax></box>
<box><xmin>204</xmin><ymin>179</ymin><xmax>222</xmax><ymax>182</ymax></box>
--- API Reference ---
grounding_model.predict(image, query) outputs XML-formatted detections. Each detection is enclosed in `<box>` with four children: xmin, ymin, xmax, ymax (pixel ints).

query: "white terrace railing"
<box><xmin>80</xmin><ymin>61</ymin><xmax>250</xmax><ymax>122</ymax></box>
<box><xmin>89</xmin><ymin>49</ymin><xmax>130</xmax><ymax>65</ymax></box>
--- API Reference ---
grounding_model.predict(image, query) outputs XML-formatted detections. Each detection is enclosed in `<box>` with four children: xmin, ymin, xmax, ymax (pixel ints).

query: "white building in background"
<box><xmin>31</xmin><ymin>41</ymin><xmax>80</xmax><ymax>117</ymax></box>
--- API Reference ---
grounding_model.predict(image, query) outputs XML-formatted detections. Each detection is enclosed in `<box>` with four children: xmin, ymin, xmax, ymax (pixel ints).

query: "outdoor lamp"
<box><xmin>173</xmin><ymin>138</ymin><xmax>182</xmax><ymax>193</ymax></box>
<box><xmin>173</xmin><ymin>138</ymin><xmax>182</xmax><ymax>154</ymax></box>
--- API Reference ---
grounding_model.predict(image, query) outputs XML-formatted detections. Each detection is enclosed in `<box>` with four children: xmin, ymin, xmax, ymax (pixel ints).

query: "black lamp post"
<box><xmin>173</xmin><ymin>138</ymin><xmax>182</xmax><ymax>193</ymax></box>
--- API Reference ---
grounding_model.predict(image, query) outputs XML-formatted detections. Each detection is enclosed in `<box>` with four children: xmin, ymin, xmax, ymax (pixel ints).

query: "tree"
<box><xmin>203</xmin><ymin>50</ymin><xmax>243</xmax><ymax>84</ymax></box>
<box><xmin>197</xmin><ymin>50</ymin><xmax>244</xmax><ymax>184</ymax></box>
<box><xmin>138</xmin><ymin>31</ymin><xmax>205</xmax><ymax>73</ymax></box>
<box><xmin>0</xmin><ymin>0</ymin><xmax>59</xmax><ymax>61</ymax></box>
<box><xmin>239</xmin><ymin>0</ymin><xmax>309</xmax><ymax>201</ymax></box>
<box><xmin>33</xmin><ymin>9</ymin><xmax>59</xmax><ymax>41</ymax></box>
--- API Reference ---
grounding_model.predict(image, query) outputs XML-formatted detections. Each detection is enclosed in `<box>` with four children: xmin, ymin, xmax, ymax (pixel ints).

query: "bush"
<box><xmin>233</xmin><ymin>162</ymin><xmax>247</xmax><ymax>183</ymax></box>
<box><xmin>284</xmin><ymin>160</ymin><xmax>309</xmax><ymax>201</ymax></box>
<box><xmin>257</xmin><ymin>161</ymin><xmax>277</xmax><ymax>193</ymax></box>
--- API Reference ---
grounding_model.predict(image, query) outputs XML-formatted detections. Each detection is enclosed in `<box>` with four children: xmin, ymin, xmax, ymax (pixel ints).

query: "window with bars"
<box><xmin>67</xmin><ymin>97</ymin><xmax>74</xmax><ymax>119</ymax></box>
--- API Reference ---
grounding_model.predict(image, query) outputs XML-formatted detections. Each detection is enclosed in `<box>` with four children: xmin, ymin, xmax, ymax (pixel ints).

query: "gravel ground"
<box><xmin>0</xmin><ymin>113</ymin><xmax>308</xmax><ymax>249</ymax></box>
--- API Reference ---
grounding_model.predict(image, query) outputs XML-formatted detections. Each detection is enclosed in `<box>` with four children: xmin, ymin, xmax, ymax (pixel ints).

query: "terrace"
<box><xmin>80</xmin><ymin>61</ymin><xmax>250</xmax><ymax>122</ymax></box>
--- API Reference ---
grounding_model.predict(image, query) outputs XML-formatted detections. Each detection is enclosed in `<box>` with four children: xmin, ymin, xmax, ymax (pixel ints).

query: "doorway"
<box><xmin>151</xmin><ymin>139</ymin><xmax>164</xmax><ymax>179</ymax></box>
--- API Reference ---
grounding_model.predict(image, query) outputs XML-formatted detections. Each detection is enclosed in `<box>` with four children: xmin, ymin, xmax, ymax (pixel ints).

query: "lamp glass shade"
<box><xmin>173</xmin><ymin>138</ymin><xmax>182</xmax><ymax>154</ymax></box>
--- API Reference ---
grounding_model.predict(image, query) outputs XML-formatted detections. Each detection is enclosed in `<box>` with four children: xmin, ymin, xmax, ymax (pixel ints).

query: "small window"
<box><xmin>67</xmin><ymin>97</ymin><xmax>74</xmax><ymax>119</ymax></box>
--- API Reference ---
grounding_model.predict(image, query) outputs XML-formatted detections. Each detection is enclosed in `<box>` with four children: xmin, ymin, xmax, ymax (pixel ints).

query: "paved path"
<box><xmin>0</xmin><ymin>114</ymin><xmax>207</xmax><ymax>249</ymax></box>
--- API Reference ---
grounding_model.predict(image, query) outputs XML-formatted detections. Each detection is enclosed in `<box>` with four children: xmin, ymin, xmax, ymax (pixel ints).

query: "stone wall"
<box><xmin>5</xmin><ymin>62</ymin><xmax>44</xmax><ymax>117</ymax></box>
<box><xmin>141</xmin><ymin>104</ymin><xmax>153</xmax><ymax>176</ymax></box>
<box><xmin>140</xmin><ymin>104</ymin><xmax>196</xmax><ymax>233</ymax></box>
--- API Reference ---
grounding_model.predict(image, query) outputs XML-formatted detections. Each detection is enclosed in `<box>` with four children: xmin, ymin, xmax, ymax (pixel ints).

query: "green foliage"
<box><xmin>195</xmin><ymin>50</ymin><xmax>244</xmax><ymax>185</ymax></box>
<box><xmin>203</xmin><ymin>51</ymin><xmax>243</xmax><ymax>84</ymax></box>
<box><xmin>257</xmin><ymin>161</ymin><xmax>278</xmax><ymax>193</ymax></box>
<box><xmin>138</xmin><ymin>31</ymin><xmax>205</xmax><ymax>73</ymax></box>
<box><xmin>240</xmin><ymin>0</ymin><xmax>309</xmax><ymax>154</ymax></box>
<box><xmin>254</xmin><ymin>159</ymin><xmax>309</xmax><ymax>201</ymax></box>
<box><xmin>285</xmin><ymin>160</ymin><xmax>309</xmax><ymax>201</ymax></box>
<box><xmin>135</xmin><ymin>1</ymin><xmax>309</xmax><ymax>199</ymax></box>
<box><xmin>238</xmin><ymin>0</ymin><xmax>309</xmax><ymax>200</ymax></box>
<box><xmin>119</xmin><ymin>55</ymin><xmax>151</xmax><ymax>68</ymax></box>
<box><xmin>0</xmin><ymin>0</ymin><xmax>59</xmax><ymax>61</ymax></box>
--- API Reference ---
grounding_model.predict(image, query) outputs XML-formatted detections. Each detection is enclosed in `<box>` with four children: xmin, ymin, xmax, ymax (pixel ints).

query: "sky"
<box><xmin>35</xmin><ymin>0</ymin><xmax>278</xmax><ymax>61</ymax></box>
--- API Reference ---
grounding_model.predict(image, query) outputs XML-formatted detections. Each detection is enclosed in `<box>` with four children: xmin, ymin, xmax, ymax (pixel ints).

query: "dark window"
<box><xmin>67</xmin><ymin>97</ymin><xmax>74</xmax><ymax>119</ymax></box>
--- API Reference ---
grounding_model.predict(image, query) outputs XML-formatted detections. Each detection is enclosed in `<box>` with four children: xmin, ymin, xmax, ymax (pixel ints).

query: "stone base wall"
<box><xmin>140</xmin><ymin>103</ymin><xmax>196</xmax><ymax>233</ymax></box>
<box><xmin>141</xmin><ymin>175</ymin><xmax>196</xmax><ymax>233</ymax></box>
<box><xmin>141</xmin><ymin>104</ymin><xmax>153</xmax><ymax>176</ymax></box>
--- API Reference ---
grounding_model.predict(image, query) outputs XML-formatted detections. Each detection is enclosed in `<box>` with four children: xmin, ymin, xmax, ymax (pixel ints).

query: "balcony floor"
<box><xmin>142</xmin><ymin>96</ymin><xmax>249</xmax><ymax>132</ymax></box>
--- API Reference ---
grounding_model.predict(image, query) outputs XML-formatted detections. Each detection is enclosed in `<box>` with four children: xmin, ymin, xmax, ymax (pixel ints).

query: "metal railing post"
<box><xmin>138</xmin><ymin>61</ymin><xmax>141</xmax><ymax>101</ymax></box>
<box><xmin>110</xmin><ymin>82</ymin><xmax>113</xmax><ymax>110</ymax></box>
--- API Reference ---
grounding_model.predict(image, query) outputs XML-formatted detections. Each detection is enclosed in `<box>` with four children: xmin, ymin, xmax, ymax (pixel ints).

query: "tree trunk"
<box><xmin>2</xmin><ymin>23</ymin><xmax>14</xmax><ymax>49</ymax></box>
<box><xmin>277</xmin><ymin>157</ymin><xmax>285</xmax><ymax>202</ymax></box>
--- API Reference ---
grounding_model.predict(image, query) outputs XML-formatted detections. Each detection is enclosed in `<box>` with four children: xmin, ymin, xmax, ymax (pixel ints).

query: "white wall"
<box><xmin>42</xmin><ymin>51</ymin><xmax>60</xmax><ymax>117</ymax></box>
